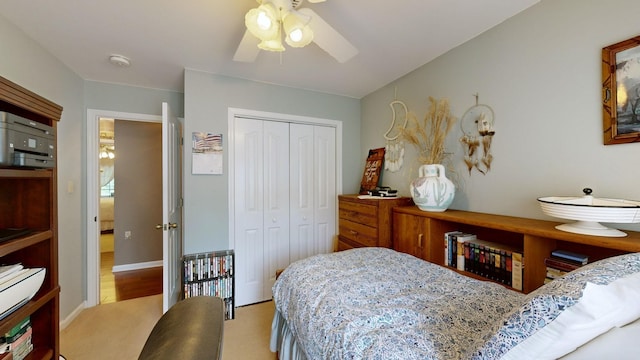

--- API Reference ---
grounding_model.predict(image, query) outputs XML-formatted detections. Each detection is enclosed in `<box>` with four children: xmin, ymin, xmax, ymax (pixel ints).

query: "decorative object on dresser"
<box><xmin>537</xmin><ymin>187</ymin><xmax>640</xmax><ymax>237</ymax></box>
<box><xmin>409</xmin><ymin>164</ymin><xmax>455</xmax><ymax>212</ymax></box>
<box><xmin>401</xmin><ymin>97</ymin><xmax>457</xmax><ymax>211</ymax></box>
<box><xmin>337</xmin><ymin>195</ymin><xmax>412</xmax><ymax>251</ymax></box>
<box><xmin>358</xmin><ymin>148</ymin><xmax>385</xmax><ymax>195</ymax></box>
<box><xmin>392</xmin><ymin>206</ymin><xmax>640</xmax><ymax>293</ymax></box>
<box><xmin>0</xmin><ymin>75</ymin><xmax>62</xmax><ymax>359</ymax></box>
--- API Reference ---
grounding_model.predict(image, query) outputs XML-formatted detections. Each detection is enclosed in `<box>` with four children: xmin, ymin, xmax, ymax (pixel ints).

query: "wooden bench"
<box><xmin>138</xmin><ymin>296</ymin><xmax>224</xmax><ymax>360</ymax></box>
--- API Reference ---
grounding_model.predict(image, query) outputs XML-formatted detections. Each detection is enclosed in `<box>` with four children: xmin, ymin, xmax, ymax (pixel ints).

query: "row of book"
<box><xmin>184</xmin><ymin>276</ymin><xmax>233</xmax><ymax>300</ymax></box>
<box><xmin>544</xmin><ymin>249</ymin><xmax>589</xmax><ymax>284</ymax></box>
<box><xmin>0</xmin><ymin>316</ymin><xmax>32</xmax><ymax>360</ymax></box>
<box><xmin>445</xmin><ymin>231</ymin><xmax>524</xmax><ymax>291</ymax></box>
<box><xmin>183</xmin><ymin>252</ymin><xmax>234</xmax><ymax>282</ymax></box>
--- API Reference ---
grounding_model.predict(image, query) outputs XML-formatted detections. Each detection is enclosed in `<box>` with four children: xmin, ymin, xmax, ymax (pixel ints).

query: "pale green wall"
<box><xmin>361</xmin><ymin>0</ymin><xmax>640</xmax><ymax>233</ymax></box>
<box><xmin>0</xmin><ymin>13</ymin><xmax>85</xmax><ymax>319</ymax></box>
<box><xmin>183</xmin><ymin>70</ymin><xmax>361</xmax><ymax>254</ymax></box>
<box><xmin>84</xmin><ymin>81</ymin><xmax>184</xmax><ymax>117</ymax></box>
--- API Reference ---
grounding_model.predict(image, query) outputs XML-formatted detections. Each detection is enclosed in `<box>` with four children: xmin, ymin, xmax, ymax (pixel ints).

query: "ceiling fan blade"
<box><xmin>298</xmin><ymin>7</ymin><xmax>358</xmax><ymax>63</ymax></box>
<box><xmin>233</xmin><ymin>30</ymin><xmax>261</xmax><ymax>62</ymax></box>
<box><xmin>307</xmin><ymin>0</ymin><xmax>327</xmax><ymax>3</ymax></box>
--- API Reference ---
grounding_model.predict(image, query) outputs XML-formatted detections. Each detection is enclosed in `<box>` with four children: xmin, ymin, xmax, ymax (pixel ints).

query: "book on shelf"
<box><xmin>546</xmin><ymin>267</ymin><xmax>568</xmax><ymax>279</ymax></box>
<box><xmin>550</xmin><ymin>249</ymin><xmax>589</xmax><ymax>265</ymax></box>
<box><xmin>544</xmin><ymin>257</ymin><xmax>583</xmax><ymax>273</ymax></box>
<box><xmin>8</xmin><ymin>326</ymin><xmax>31</xmax><ymax>351</ymax></box>
<box><xmin>455</xmin><ymin>233</ymin><xmax>477</xmax><ymax>271</ymax></box>
<box><xmin>4</xmin><ymin>317</ymin><xmax>29</xmax><ymax>342</ymax></box>
<box><xmin>444</xmin><ymin>231</ymin><xmax>462</xmax><ymax>267</ymax></box>
<box><xmin>465</xmin><ymin>238</ymin><xmax>524</xmax><ymax>291</ymax></box>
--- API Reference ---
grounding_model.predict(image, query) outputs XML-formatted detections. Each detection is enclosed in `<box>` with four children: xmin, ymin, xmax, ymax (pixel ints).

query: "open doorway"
<box><xmin>98</xmin><ymin>118</ymin><xmax>163</xmax><ymax>303</ymax></box>
<box><xmin>87</xmin><ymin>109</ymin><xmax>164</xmax><ymax>307</ymax></box>
<box><xmin>98</xmin><ymin>118</ymin><xmax>116</xmax><ymax>302</ymax></box>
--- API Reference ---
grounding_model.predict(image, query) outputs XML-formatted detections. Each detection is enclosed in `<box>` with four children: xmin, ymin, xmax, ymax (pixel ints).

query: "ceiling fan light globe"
<box><xmin>256</xmin><ymin>12</ymin><xmax>272</xmax><ymax>30</ymax></box>
<box><xmin>285</xmin><ymin>25</ymin><xmax>313</xmax><ymax>47</ymax></box>
<box><xmin>289</xmin><ymin>28</ymin><xmax>303</xmax><ymax>42</ymax></box>
<box><xmin>283</xmin><ymin>10</ymin><xmax>313</xmax><ymax>48</ymax></box>
<box><xmin>245</xmin><ymin>4</ymin><xmax>279</xmax><ymax>40</ymax></box>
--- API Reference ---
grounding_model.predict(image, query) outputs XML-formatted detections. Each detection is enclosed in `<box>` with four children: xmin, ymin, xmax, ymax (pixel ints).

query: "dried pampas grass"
<box><xmin>401</xmin><ymin>97</ymin><xmax>456</xmax><ymax>165</ymax></box>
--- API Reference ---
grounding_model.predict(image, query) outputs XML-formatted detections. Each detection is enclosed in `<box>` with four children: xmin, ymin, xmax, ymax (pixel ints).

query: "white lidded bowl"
<box><xmin>537</xmin><ymin>188</ymin><xmax>640</xmax><ymax>237</ymax></box>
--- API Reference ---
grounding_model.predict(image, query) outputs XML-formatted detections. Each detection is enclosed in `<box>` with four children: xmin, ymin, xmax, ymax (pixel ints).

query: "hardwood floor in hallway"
<box><xmin>100</xmin><ymin>233</ymin><xmax>162</xmax><ymax>304</ymax></box>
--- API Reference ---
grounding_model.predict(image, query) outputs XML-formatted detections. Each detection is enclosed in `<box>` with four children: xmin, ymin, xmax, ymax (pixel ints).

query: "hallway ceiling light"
<box><xmin>99</xmin><ymin>145</ymin><xmax>115</xmax><ymax>159</ymax></box>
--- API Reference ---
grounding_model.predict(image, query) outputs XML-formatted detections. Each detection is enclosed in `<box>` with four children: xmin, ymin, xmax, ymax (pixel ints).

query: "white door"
<box><xmin>313</xmin><ymin>125</ymin><xmax>337</xmax><ymax>255</ymax></box>
<box><xmin>234</xmin><ymin>118</ymin><xmax>290</xmax><ymax>306</ymax></box>
<box><xmin>161</xmin><ymin>102</ymin><xmax>183</xmax><ymax>312</ymax></box>
<box><xmin>289</xmin><ymin>124</ymin><xmax>314</xmax><ymax>263</ymax></box>
<box><xmin>263</xmin><ymin>121</ymin><xmax>291</xmax><ymax>298</ymax></box>
<box><xmin>290</xmin><ymin>124</ymin><xmax>336</xmax><ymax>262</ymax></box>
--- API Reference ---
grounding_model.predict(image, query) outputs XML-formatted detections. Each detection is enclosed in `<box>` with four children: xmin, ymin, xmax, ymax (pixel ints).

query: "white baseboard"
<box><xmin>112</xmin><ymin>260</ymin><xmax>162</xmax><ymax>273</ymax></box>
<box><xmin>60</xmin><ymin>300</ymin><xmax>87</xmax><ymax>330</ymax></box>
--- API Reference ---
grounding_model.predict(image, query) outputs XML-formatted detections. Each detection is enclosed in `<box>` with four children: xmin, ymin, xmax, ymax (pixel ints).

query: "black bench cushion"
<box><xmin>138</xmin><ymin>296</ymin><xmax>224</xmax><ymax>360</ymax></box>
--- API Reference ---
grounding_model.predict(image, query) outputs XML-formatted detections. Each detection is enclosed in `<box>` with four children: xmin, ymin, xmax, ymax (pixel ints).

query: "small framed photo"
<box><xmin>602</xmin><ymin>34</ymin><xmax>640</xmax><ymax>145</ymax></box>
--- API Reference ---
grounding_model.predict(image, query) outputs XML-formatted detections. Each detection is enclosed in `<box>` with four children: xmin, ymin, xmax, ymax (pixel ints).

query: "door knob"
<box><xmin>155</xmin><ymin>224</ymin><xmax>163</xmax><ymax>230</ymax></box>
<box><xmin>169</xmin><ymin>222</ymin><xmax>178</xmax><ymax>229</ymax></box>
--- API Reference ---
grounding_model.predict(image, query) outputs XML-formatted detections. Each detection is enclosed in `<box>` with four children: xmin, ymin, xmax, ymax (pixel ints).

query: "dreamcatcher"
<box><xmin>383</xmin><ymin>99</ymin><xmax>408</xmax><ymax>172</ymax></box>
<box><xmin>460</xmin><ymin>94</ymin><xmax>495</xmax><ymax>174</ymax></box>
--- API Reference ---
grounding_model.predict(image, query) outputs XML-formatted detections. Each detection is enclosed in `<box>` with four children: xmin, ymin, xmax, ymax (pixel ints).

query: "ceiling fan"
<box><xmin>233</xmin><ymin>0</ymin><xmax>358</xmax><ymax>63</ymax></box>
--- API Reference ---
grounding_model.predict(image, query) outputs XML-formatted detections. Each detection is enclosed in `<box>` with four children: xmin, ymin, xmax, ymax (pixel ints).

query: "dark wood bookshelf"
<box><xmin>0</xmin><ymin>75</ymin><xmax>62</xmax><ymax>359</ymax></box>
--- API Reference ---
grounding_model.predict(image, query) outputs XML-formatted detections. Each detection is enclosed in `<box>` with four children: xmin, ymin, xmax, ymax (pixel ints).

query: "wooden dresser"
<box><xmin>338</xmin><ymin>195</ymin><xmax>412</xmax><ymax>250</ymax></box>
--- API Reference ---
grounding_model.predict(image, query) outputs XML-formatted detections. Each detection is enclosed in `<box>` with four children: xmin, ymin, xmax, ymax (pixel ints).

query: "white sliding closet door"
<box><xmin>290</xmin><ymin>124</ymin><xmax>336</xmax><ymax>263</ymax></box>
<box><xmin>234</xmin><ymin>115</ymin><xmax>336</xmax><ymax>306</ymax></box>
<box><xmin>234</xmin><ymin>118</ymin><xmax>289</xmax><ymax>306</ymax></box>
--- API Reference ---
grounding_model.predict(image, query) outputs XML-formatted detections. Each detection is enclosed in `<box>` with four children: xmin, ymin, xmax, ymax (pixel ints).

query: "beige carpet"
<box><xmin>61</xmin><ymin>295</ymin><xmax>277</xmax><ymax>359</ymax></box>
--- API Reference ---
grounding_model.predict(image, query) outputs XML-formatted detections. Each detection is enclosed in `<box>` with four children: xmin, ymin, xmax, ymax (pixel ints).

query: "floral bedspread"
<box><xmin>272</xmin><ymin>247</ymin><xmax>524</xmax><ymax>360</ymax></box>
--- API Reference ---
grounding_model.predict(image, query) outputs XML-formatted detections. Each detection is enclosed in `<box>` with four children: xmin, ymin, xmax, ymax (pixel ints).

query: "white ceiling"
<box><xmin>0</xmin><ymin>0</ymin><xmax>539</xmax><ymax>99</ymax></box>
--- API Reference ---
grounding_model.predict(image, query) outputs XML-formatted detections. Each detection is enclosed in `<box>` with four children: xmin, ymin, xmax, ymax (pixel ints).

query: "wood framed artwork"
<box><xmin>359</xmin><ymin>147</ymin><xmax>385</xmax><ymax>194</ymax></box>
<box><xmin>602</xmin><ymin>34</ymin><xmax>640</xmax><ymax>145</ymax></box>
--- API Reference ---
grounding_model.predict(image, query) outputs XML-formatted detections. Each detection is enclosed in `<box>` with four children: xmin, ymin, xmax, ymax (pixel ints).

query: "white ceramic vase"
<box><xmin>410</xmin><ymin>164</ymin><xmax>455</xmax><ymax>212</ymax></box>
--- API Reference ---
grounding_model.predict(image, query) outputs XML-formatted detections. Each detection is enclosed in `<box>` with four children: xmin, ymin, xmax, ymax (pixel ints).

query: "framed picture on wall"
<box><xmin>359</xmin><ymin>147</ymin><xmax>385</xmax><ymax>194</ymax></box>
<box><xmin>602</xmin><ymin>34</ymin><xmax>640</xmax><ymax>145</ymax></box>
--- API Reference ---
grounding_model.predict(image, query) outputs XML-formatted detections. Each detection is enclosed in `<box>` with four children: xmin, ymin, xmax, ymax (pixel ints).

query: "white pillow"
<box><xmin>471</xmin><ymin>253</ymin><xmax>640</xmax><ymax>360</ymax></box>
<box><xmin>560</xmin><ymin>317</ymin><xmax>640</xmax><ymax>359</ymax></box>
<box><xmin>501</xmin><ymin>271</ymin><xmax>640</xmax><ymax>360</ymax></box>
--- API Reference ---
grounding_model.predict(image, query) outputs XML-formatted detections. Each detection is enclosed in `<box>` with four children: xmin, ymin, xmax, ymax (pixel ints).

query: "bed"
<box><xmin>99</xmin><ymin>196</ymin><xmax>114</xmax><ymax>232</ymax></box>
<box><xmin>270</xmin><ymin>247</ymin><xmax>640</xmax><ymax>360</ymax></box>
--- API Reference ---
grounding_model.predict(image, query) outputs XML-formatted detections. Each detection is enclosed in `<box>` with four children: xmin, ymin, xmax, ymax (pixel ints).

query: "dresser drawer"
<box><xmin>339</xmin><ymin>201</ymin><xmax>377</xmax><ymax>225</ymax></box>
<box><xmin>339</xmin><ymin>218</ymin><xmax>378</xmax><ymax>247</ymax></box>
